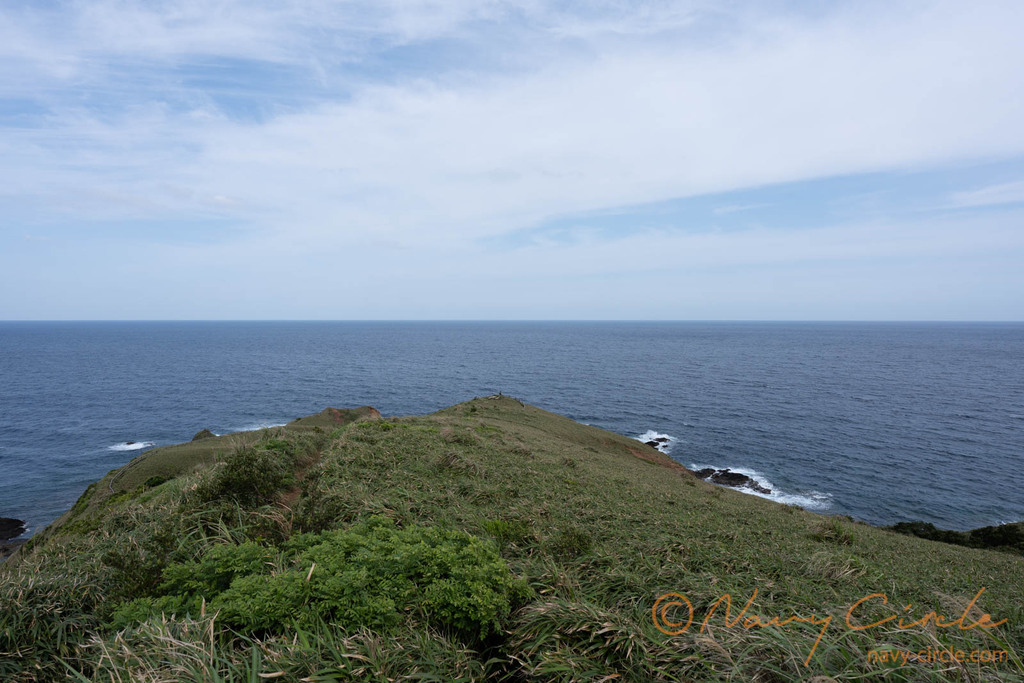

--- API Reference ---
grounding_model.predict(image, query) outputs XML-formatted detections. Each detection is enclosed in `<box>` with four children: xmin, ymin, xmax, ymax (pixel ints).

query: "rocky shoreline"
<box><xmin>636</xmin><ymin>435</ymin><xmax>771</xmax><ymax>495</ymax></box>
<box><xmin>0</xmin><ymin>517</ymin><xmax>27</xmax><ymax>563</ymax></box>
<box><xmin>692</xmin><ymin>467</ymin><xmax>772</xmax><ymax>495</ymax></box>
<box><xmin>634</xmin><ymin>438</ymin><xmax>1023</xmax><ymax>557</ymax></box>
<box><xmin>0</xmin><ymin>517</ymin><xmax>26</xmax><ymax>541</ymax></box>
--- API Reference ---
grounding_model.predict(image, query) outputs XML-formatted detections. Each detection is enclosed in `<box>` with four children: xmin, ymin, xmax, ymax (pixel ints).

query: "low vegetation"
<box><xmin>889</xmin><ymin>520</ymin><xmax>1024</xmax><ymax>556</ymax></box>
<box><xmin>1</xmin><ymin>396</ymin><xmax>1021</xmax><ymax>681</ymax></box>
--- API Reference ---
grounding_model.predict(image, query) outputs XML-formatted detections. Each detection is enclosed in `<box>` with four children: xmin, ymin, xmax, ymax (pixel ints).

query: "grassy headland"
<box><xmin>1</xmin><ymin>397</ymin><xmax>1020</xmax><ymax>681</ymax></box>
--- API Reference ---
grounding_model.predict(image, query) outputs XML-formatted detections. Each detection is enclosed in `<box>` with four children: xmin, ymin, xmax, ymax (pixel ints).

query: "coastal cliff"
<box><xmin>2</xmin><ymin>397</ymin><xmax>1021</xmax><ymax>681</ymax></box>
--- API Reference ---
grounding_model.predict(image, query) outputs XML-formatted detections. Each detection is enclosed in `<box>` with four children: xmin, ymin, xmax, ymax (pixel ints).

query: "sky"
<box><xmin>1</xmin><ymin>0</ymin><xmax>1023</xmax><ymax>320</ymax></box>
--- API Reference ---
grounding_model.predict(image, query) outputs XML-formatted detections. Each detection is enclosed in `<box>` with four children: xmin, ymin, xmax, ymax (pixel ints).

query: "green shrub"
<box><xmin>199</xmin><ymin>443</ymin><xmax>296</xmax><ymax>507</ymax></box>
<box><xmin>114</xmin><ymin>518</ymin><xmax>529</xmax><ymax>639</ymax></box>
<box><xmin>291</xmin><ymin>470</ymin><xmax>351</xmax><ymax>534</ymax></box>
<box><xmin>143</xmin><ymin>475</ymin><xmax>170</xmax><ymax>488</ymax></box>
<box><xmin>889</xmin><ymin>520</ymin><xmax>1024</xmax><ymax>556</ymax></box>
<box><xmin>160</xmin><ymin>541</ymin><xmax>277</xmax><ymax>595</ymax></box>
<box><xmin>110</xmin><ymin>594</ymin><xmax>202</xmax><ymax>629</ymax></box>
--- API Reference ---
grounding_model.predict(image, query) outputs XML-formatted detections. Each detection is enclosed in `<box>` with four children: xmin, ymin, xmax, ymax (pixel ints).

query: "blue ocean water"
<box><xmin>1</xmin><ymin>321</ymin><xmax>1022</xmax><ymax>537</ymax></box>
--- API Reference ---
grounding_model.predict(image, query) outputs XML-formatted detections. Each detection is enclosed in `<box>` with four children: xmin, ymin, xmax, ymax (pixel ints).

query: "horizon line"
<box><xmin>2</xmin><ymin>319</ymin><xmax>1022</xmax><ymax>324</ymax></box>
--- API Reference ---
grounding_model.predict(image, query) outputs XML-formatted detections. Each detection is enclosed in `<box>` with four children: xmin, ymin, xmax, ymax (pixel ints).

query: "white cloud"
<box><xmin>2</xmin><ymin>0</ymin><xmax>1024</xmax><ymax>318</ymax></box>
<box><xmin>713</xmin><ymin>203</ymin><xmax>768</xmax><ymax>215</ymax></box>
<box><xmin>950</xmin><ymin>180</ymin><xmax>1024</xmax><ymax>208</ymax></box>
<box><xmin>7</xmin><ymin>2</ymin><xmax>1024</xmax><ymax>237</ymax></box>
<box><xmin>179</xmin><ymin>0</ymin><xmax>1024</xmax><ymax>247</ymax></box>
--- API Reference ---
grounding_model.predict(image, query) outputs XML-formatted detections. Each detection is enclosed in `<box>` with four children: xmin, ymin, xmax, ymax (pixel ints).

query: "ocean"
<box><xmin>1</xmin><ymin>321</ymin><xmax>1021</xmax><ymax>537</ymax></box>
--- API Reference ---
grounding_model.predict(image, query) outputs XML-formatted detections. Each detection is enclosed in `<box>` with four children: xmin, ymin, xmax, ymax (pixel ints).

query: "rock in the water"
<box><xmin>192</xmin><ymin>428</ymin><xmax>216</xmax><ymax>441</ymax></box>
<box><xmin>653</xmin><ymin>437</ymin><xmax>670</xmax><ymax>443</ymax></box>
<box><xmin>645</xmin><ymin>440</ymin><xmax>660</xmax><ymax>447</ymax></box>
<box><xmin>0</xmin><ymin>517</ymin><xmax>27</xmax><ymax>541</ymax></box>
<box><xmin>693</xmin><ymin>468</ymin><xmax>772</xmax><ymax>495</ymax></box>
<box><xmin>126</xmin><ymin>441</ymin><xmax>136</xmax><ymax>445</ymax></box>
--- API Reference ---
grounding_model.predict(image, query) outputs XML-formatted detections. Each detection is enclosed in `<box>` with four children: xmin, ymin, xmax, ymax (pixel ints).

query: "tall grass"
<box><xmin>76</xmin><ymin>614</ymin><xmax>491</xmax><ymax>683</ymax></box>
<box><xmin>3</xmin><ymin>397</ymin><xmax>1022</xmax><ymax>682</ymax></box>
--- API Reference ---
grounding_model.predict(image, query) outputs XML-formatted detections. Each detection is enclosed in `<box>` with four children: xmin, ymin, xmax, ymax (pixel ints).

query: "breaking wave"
<box><xmin>234</xmin><ymin>421</ymin><xmax>289</xmax><ymax>432</ymax></box>
<box><xmin>690</xmin><ymin>463</ymin><xmax>833</xmax><ymax>511</ymax></box>
<box><xmin>107</xmin><ymin>441</ymin><xmax>154</xmax><ymax>452</ymax></box>
<box><xmin>634</xmin><ymin>430</ymin><xmax>677</xmax><ymax>454</ymax></box>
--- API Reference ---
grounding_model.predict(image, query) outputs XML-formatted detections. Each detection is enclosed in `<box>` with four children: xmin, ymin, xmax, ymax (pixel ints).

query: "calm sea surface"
<box><xmin>1</xmin><ymin>321</ymin><xmax>1022</xmax><ymax>536</ymax></box>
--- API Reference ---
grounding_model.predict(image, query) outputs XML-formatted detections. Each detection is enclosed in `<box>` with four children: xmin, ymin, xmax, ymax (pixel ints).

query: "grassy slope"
<box><xmin>25</xmin><ymin>406</ymin><xmax>381</xmax><ymax>546</ymax></box>
<box><xmin>2</xmin><ymin>396</ymin><xmax>1021</xmax><ymax>682</ymax></box>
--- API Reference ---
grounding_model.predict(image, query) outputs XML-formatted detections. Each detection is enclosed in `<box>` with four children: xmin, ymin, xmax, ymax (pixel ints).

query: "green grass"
<box><xmin>2</xmin><ymin>396</ymin><xmax>1021</xmax><ymax>681</ymax></box>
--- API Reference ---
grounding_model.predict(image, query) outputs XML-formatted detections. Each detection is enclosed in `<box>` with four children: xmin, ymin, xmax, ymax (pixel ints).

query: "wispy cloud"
<box><xmin>712</xmin><ymin>203</ymin><xmax>769</xmax><ymax>216</ymax></box>
<box><xmin>950</xmin><ymin>180</ymin><xmax>1024</xmax><ymax>209</ymax></box>
<box><xmin>1</xmin><ymin>0</ymin><xmax>1023</xmax><ymax>318</ymax></box>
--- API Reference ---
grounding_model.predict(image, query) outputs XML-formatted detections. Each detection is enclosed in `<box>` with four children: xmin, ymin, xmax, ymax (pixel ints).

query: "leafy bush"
<box><xmin>160</xmin><ymin>541</ymin><xmax>277</xmax><ymax>595</ymax></box>
<box><xmin>890</xmin><ymin>520</ymin><xmax>1024</xmax><ymax>556</ymax></box>
<box><xmin>291</xmin><ymin>472</ymin><xmax>351</xmax><ymax>533</ymax></box>
<box><xmin>198</xmin><ymin>442</ymin><xmax>296</xmax><ymax>507</ymax></box>
<box><xmin>110</xmin><ymin>594</ymin><xmax>202</xmax><ymax>629</ymax></box>
<box><xmin>114</xmin><ymin>518</ymin><xmax>530</xmax><ymax>639</ymax></box>
<box><xmin>144</xmin><ymin>475</ymin><xmax>170</xmax><ymax>488</ymax></box>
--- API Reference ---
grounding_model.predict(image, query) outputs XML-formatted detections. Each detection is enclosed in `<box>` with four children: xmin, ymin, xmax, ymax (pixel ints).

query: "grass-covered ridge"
<box><xmin>2</xmin><ymin>396</ymin><xmax>1021</xmax><ymax>682</ymax></box>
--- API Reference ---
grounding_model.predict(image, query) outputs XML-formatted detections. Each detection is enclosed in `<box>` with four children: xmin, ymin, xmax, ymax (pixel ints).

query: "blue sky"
<box><xmin>2</xmin><ymin>0</ymin><xmax>1023</xmax><ymax>320</ymax></box>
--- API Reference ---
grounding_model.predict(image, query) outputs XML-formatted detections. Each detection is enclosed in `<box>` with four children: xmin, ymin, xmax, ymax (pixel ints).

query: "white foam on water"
<box><xmin>235</xmin><ymin>422</ymin><xmax>289</xmax><ymax>432</ymax></box>
<box><xmin>634</xmin><ymin>430</ymin><xmax>677</xmax><ymax>454</ymax></box>
<box><xmin>107</xmin><ymin>441</ymin><xmax>155</xmax><ymax>452</ymax></box>
<box><xmin>690</xmin><ymin>463</ymin><xmax>833</xmax><ymax>511</ymax></box>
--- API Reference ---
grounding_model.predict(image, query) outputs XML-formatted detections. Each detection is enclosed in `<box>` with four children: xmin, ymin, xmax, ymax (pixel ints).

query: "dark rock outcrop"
<box><xmin>192</xmin><ymin>428</ymin><xmax>216</xmax><ymax>441</ymax></box>
<box><xmin>693</xmin><ymin>468</ymin><xmax>772</xmax><ymax>495</ymax></box>
<box><xmin>0</xmin><ymin>517</ymin><xmax>26</xmax><ymax>541</ymax></box>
